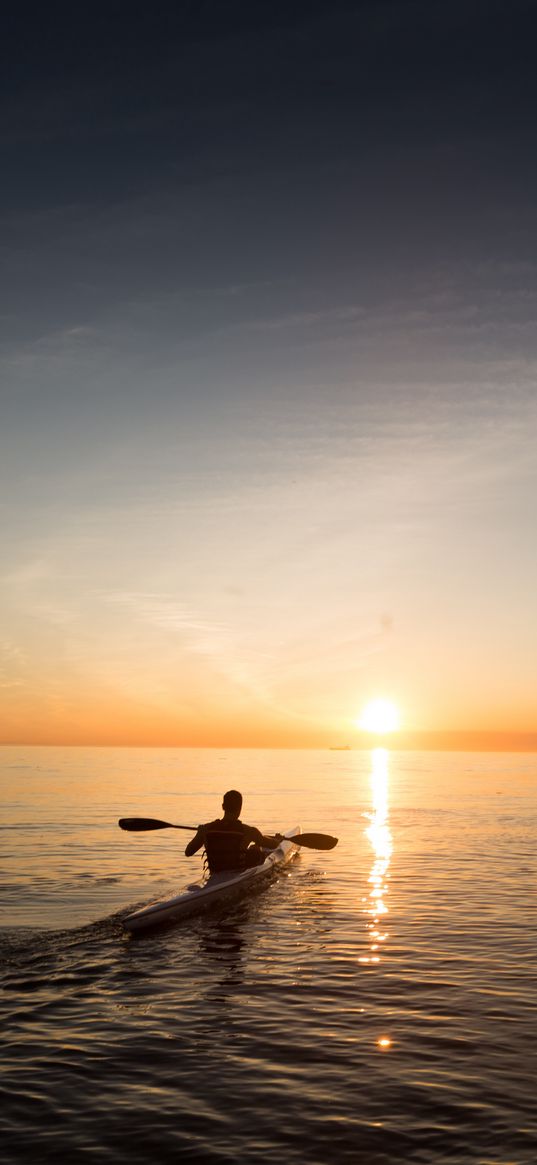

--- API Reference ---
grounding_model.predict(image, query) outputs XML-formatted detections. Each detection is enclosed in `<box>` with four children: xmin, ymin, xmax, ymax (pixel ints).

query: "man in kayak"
<box><xmin>185</xmin><ymin>789</ymin><xmax>282</xmax><ymax>875</ymax></box>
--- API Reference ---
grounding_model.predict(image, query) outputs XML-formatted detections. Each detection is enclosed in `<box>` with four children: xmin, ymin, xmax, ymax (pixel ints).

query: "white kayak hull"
<box><xmin>122</xmin><ymin>825</ymin><xmax>300</xmax><ymax>933</ymax></box>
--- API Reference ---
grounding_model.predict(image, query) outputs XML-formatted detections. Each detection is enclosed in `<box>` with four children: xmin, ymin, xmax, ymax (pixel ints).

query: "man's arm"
<box><xmin>185</xmin><ymin>827</ymin><xmax>206</xmax><ymax>857</ymax></box>
<box><xmin>258</xmin><ymin>833</ymin><xmax>283</xmax><ymax>849</ymax></box>
<box><xmin>245</xmin><ymin>825</ymin><xmax>283</xmax><ymax>850</ymax></box>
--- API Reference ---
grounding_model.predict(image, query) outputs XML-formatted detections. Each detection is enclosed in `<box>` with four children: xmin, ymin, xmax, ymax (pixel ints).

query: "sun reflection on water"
<box><xmin>359</xmin><ymin>747</ymin><xmax>392</xmax><ymax>965</ymax></box>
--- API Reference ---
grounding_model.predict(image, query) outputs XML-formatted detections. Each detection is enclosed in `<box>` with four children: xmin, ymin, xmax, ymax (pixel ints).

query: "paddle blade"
<box><xmin>118</xmin><ymin>817</ymin><xmax>175</xmax><ymax>831</ymax></box>
<box><xmin>292</xmin><ymin>832</ymin><xmax>338</xmax><ymax>850</ymax></box>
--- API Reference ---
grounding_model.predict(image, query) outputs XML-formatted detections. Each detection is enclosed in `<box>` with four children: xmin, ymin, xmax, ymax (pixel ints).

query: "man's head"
<box><xmin>222</xmin><ymin>789</ymin><xmax>243</xmax><ymax>818</ymax></box>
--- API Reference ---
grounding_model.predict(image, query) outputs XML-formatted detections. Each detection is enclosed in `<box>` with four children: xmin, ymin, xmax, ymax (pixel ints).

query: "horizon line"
<box><xmin>1</xmin><ymin>732</ymin><xmax>537</xmax><ymax>753</ymax></box>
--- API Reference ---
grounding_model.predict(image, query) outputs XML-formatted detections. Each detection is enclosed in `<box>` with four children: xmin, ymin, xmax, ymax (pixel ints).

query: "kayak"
<box><xmin>122</xmin><ymin>825</ymin><xmax>300</xmax><ymax>933</ymax></box>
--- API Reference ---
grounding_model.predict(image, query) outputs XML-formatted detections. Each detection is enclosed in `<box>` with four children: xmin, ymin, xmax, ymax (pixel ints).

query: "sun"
<box><xmin>357</xmin><ymin>699</ymin><xmax>400</xmax><ymax>734</ymax></box>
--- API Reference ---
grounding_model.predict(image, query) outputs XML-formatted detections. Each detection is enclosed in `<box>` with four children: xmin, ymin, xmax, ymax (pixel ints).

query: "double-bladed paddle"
<box><xmin>118</xmin><ymin>817</ymin><xmax>338</xmax><ymax>850</ymax></box>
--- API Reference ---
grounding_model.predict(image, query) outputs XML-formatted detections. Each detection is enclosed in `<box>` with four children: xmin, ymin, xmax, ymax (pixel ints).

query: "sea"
<box><xmin>1</xmin><ymin>746</ymin><xmax>536</xmax><ymax>1164</ymax></box>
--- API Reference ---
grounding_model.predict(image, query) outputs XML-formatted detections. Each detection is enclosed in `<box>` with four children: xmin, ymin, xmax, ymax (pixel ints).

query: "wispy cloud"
<box><xmin>0</xmin><ymin>640</ymin><xmax>27</xmax><ymax>688</ymax></box>
<box><xmin>105</xmin><ymin>590</ymin><xmax>230</xmax><ymax>659</ymax></box>
<box><xmin>1</xmin><ymin>323</ymin><xmax>99</xmax><ymax>368</ymax></box>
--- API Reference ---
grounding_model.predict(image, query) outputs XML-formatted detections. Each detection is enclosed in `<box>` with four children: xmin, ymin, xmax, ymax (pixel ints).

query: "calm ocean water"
<box><xmin>1</xmin><ymin>746</ymin><xmax>536</xmax><ymax>1164</ymax></box>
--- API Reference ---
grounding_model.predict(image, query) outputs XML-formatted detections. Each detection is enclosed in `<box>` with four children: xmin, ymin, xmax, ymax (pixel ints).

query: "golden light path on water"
<box><xmin>360</xmin><ymin>747</ymin><xmax>393</xmax><ymax>1049</ymax></box>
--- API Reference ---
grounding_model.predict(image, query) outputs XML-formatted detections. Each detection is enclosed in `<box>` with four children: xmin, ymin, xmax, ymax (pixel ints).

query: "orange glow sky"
<box><xmin>2</xmin><ymin>5</ymin><xmax>537</xmax><ymax>749</ymax></box>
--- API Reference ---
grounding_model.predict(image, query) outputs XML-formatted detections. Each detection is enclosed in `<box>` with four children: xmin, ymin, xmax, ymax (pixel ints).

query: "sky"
<box><xmin>1</xmin><ymin>0</ymin><xmax>537</xmax><ymax>748</ymax></box>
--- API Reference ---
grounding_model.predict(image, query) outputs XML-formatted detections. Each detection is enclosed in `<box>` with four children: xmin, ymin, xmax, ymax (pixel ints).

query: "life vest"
<box><xmin>203</xmin><ymin>819</ymin><xmax>249</xmax><ymax>874</ymax></box>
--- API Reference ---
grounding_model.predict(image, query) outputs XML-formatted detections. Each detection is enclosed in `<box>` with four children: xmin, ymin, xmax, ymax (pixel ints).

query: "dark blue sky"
<box><xmin>3</xmin><ymin>1</ymin><xmax>537</xmax><ymax>337</ymax></box>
